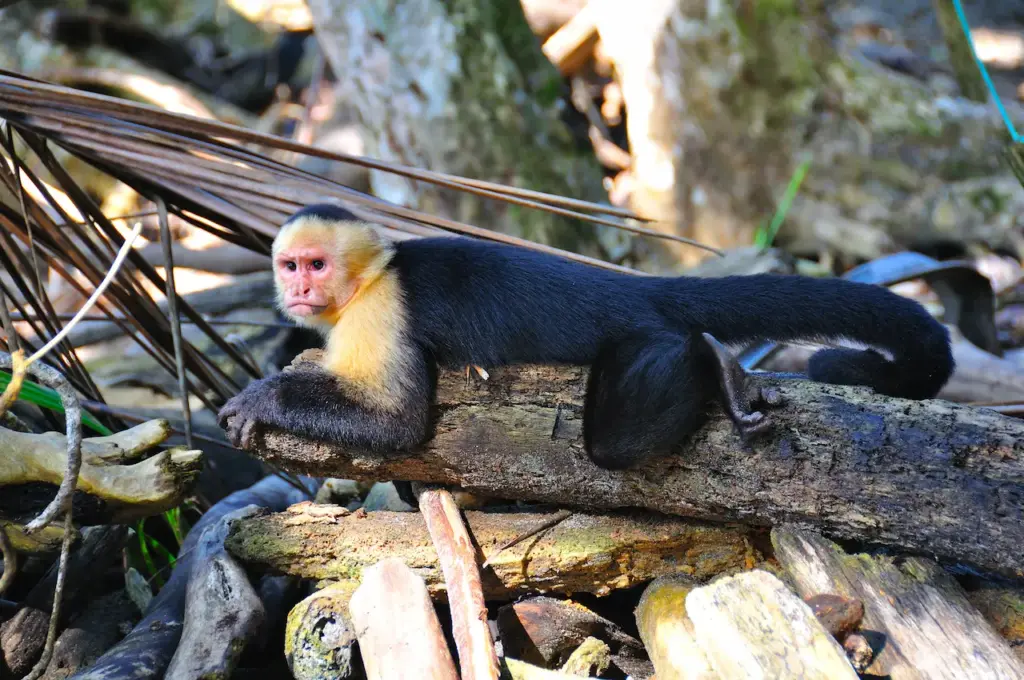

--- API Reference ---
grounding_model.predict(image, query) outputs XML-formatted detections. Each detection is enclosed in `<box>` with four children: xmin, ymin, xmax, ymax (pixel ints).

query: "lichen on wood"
<box><xmin>225</xmin><ymin>502</ymin><xmax>757</xmax><ymax>599</ymax></box>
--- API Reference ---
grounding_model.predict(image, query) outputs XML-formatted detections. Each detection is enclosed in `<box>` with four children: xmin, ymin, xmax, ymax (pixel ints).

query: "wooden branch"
<box><xmin>243</xmin><ymin>359</ymin><xmax>1024</xmax><ymax>576</ymax></box>
<box><xmin>772</xmin><ymin>527</ymin><xmax>1024</xmax><ymax>679</ymax></box>
<box><xmin>0</xmin><ymin>419</ymin><xmax>203</xmax><ymax>525</ymax></box>
<box><xmin>417</xmin><ymin>488</ymin><xmax>500</xmax><ymax>680</ymax></box>
<box><xmin>349</xmin><ymin>558</ymin><xmax>458</xmax><ymax>680</ymax></box>
<box><xmin>685</xmin><ymin>570</ymin><xmax>859</xmax><ymax>679</ymax></box>
<box><xmin>225</xmin><ymin>503</ymin><xmax>754</xmax><ymax>599</ymax></box>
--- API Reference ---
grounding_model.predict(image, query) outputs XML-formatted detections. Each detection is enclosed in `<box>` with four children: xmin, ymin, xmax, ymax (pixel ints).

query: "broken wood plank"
<box><xmin>772</xmin><ymin>527</ymin><xmax>1024</xmax><ymax>679</ymax></box>
<box><xmin>685</xmin><ymin>570</ymin><xmax>859</xmax><ymax>679</ymax></box>
<box><xmin>349</xmin><ymin>558</ymin><xmax>458</xmax><ymax>680</ymax></box>
<box><xmin>225</xmin><ymin>503</ymin><xmax>755</xmax><ymax>600</ymax></box>
<box><xmin>242</xmin><ymin>358</ymin><xmax>1024</xmax><ymax>576</ymax></box>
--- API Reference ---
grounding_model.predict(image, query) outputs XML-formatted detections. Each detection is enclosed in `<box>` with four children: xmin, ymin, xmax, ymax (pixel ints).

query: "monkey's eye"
<box><xmin>311</xmin><ymin>259</ymin><xmax>325</xmax><ymax>271</ymax></box>
<box><xmin>284</xmin><ymin>261</ymin><xmax>297</xmax><ymax>271</ymax></box>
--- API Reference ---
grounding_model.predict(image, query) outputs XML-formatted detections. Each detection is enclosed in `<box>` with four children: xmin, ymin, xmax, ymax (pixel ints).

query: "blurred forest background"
<box><xmin>3</xmin><ymin>0</ymin><xmax>1024</xmax><ymax>678</ymax></box>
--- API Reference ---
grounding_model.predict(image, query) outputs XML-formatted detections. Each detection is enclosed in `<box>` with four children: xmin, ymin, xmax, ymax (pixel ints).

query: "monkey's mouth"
<box><xmin>287</xmin><ymin>303</ymin><xmax>329</xmax><ymax>316</ymax></box>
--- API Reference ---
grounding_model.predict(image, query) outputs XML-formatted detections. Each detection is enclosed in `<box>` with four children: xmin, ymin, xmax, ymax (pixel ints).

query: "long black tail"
<box><xmin>665</xmin><ymin>274</ymin><xmax>955</xmax><ymax>400</ymax></box>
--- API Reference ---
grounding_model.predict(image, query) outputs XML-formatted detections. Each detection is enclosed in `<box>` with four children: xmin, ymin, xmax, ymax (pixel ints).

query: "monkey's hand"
<box><xmin>218</xmin><ymin>372</ymin><xmax>297</xmax><ymax>450</ymax></box>
<box><xmin>701</xmin><ymin>332</ymin><xmax>785</xmax><ymax>439</ymax></box>
<box><xmin>217</xmin><ymin>369</ymin><xmax>430</xmax><ymax>453</ymax></box>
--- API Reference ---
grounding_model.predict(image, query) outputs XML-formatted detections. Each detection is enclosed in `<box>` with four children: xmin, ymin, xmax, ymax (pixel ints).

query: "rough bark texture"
<box><xmin>244</xmin><ymin>360</ymin><xmax>1024</xmax><ymax>576</ymax></box>
<box><xmin>773</xmin><ymin>527</ymin><xmax>1024</xmax><ymax>679</ymax></box>
<box><xmin>592</xmin><ymin>0</ymin><xmax>1024</xmax><ymax>269</ymax></box>
<box><xmin>225</xmin><ymin>503</ymin><xmax>756</xmax><ymax>599</ymax></box>
<box><xmin>306</xmin><ymin>0</ymin><xmax>621</xmax><ymax>257</ymax></box>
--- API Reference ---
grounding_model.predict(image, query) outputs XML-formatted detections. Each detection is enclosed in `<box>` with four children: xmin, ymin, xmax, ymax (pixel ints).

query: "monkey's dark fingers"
<box><xmin>238</xmin><ymin>418</ymin><xmax>259</xmax><ymax>450</ymax></box>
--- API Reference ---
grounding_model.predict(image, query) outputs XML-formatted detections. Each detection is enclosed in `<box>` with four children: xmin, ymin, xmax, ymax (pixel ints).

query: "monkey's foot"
<box><xmin>701</xmin><ymin>332</ymin><xmax>785</xmax><ymax>439</ymax></box>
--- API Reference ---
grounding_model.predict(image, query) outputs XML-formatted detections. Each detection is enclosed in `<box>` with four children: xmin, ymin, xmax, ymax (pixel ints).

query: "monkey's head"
<box><xmin>272</xmin><ymin>203</ymin><xmax>394</xmax><ymax>331</ymax></box>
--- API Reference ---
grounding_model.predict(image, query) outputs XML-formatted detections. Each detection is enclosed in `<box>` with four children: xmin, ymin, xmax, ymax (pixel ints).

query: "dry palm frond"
<box><xmin>0</xmin><ymin>69</ymin><xmax>716</xmax><ymax>430</ymax></box>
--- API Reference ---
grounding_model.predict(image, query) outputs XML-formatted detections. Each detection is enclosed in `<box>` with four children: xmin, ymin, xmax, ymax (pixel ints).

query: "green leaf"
<box><xmin>0</xmin><ymin>370</ymin><xmax>112</xmax><ymax>435</ymax></box>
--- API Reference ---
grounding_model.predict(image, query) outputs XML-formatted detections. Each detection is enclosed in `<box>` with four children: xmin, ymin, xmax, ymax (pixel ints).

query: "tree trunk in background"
<box><xmin>307</xmin><ymin>0</ymin><xmax>623</xmax><ymax>258</ymax></box>
<box><xmin>594</xmin><ymin>0</ymin><xmax>1024</xmax><ymax>270</ymax></box>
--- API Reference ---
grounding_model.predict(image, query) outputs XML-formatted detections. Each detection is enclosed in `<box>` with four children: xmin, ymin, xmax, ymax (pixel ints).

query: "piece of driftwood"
<box><xmin>164</xmin><ymin>507</ymin><xmax>267</xmax><ymax>680</ymax></box>
<box><xmin>225</xmin><ymin>503</ymin><xmax>754</xmax><ymax>599</ymax></box>
<box><xmin>243</xmin><ymin>357</ymin><xmax>1024</xmax><ymax>576</ymax></box>
<box><xmin>417</xmin><ymin>487</ymin><xmax>500</xmax><ymax>680</ymax></box>
<box><xmin>39</xmin><ymin>590</ymin><xmax>139</xmax><ymax>680</ymax></box>
<box><xmin>0</xmin><ymin>419</ymin><xmax>202</xmax><ymax>525</ymax></box>
<box><xmin>285</xmin><ymin>582</ymin><xmax>361</xmax><ymax>680</ymax></box>
<box><xmin>495</xmin><ymin>596</ymin><xmax>648</xmax><ymax>673</ymax></box>
<box><xmin>349</xmin><ymin>558</ymin><xmax>458</xmax><ymax>680</ymax></box>
<box><xmin>634</xmin><ymin>575</ymin><xmax>717</xmax><ymax>680</ymax></box>
<box><xmin>71</xmin><ymin>475</ymin><xmax>312</xmax><ymax>680</ymax></box>
<box><xmin>772</xmin><ymin>527</ymin><xmax>1024</xmax><ymax>679</ymax></box>
<box><xmin>1</xmin><ymin>526</ymin><xmax>129</xmax><ymax>677</ymax></box>
<box><xmin>685</xmin><ymin>570</ymin><xmax>859</xmax><ymax>679</ymax></box>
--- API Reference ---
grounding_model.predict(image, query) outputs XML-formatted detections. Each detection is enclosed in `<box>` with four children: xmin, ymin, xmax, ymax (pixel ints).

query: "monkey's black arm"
<box><xmin>217</xmin><ymin>369</ymin><xmax>431</xmax><ymax>453</ymax></box>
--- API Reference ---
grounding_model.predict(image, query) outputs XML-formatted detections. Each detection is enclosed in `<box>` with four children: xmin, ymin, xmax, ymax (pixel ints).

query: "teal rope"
<box><xmin>950</xmin><ymin>0</ymin><xmax>1021</xmax><ymax>142</ymax></box>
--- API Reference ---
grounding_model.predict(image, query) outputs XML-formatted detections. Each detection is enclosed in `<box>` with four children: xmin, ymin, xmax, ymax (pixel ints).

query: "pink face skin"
<box><xmin>274</xmin><ymin>246</ymin><xmax>336</xmax><ymax>318</ymax></box>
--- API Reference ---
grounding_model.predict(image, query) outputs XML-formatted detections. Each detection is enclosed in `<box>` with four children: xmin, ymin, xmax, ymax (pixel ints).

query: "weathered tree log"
<box><xmin>495</xmin><ymin>596</ymin><xmax>649</xmax><ymax>676</ymax></box>
<box><xmin>285</xmin><ymin>582</ymin><xmax>361</xmax><ymax>680</ymax></box>
<box><xmin>226</xmin><ymin>503</ymin><xmax>754</xmax><ymax>598</ymax></box>
<box><xmin>241</xmin><ymin>359</ymin><xmax>1024</xmax><ymax>576</ymax></box>
<box><xmin>772</xmin><ymin>527</ymin><xmax>1024</xmax><ymax>679</ymax></box>
<box><xmin>684</xmin><ymin>570</ymin><xmax>859</xmax><ymax>679</ymax></box>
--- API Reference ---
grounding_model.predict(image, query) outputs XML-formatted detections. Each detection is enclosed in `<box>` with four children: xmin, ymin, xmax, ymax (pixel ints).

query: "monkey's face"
<box><xmin>271</xmin><ymin>215</ymin><xmax>395</xmax><ymax>330</ymax></box>
<box><xmin>274</xmin><ymin>245</ymin><xmax>354</xmax><ymax>323</ymax></box>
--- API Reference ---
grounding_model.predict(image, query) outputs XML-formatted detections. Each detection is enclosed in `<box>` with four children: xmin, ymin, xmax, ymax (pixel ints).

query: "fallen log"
<box><xmin>240</xmin><ymin>356</ymin><xmax>1024</xmax><ymax>576</ymax></box>
<box><xmin>225</xmin><ymin>503</ymin><xmax>755</xmax><ymax>599</ymax></box>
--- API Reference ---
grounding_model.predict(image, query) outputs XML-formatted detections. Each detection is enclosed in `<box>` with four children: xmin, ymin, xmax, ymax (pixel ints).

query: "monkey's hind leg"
<box><xmin>700</xmin><ymin>332</ymin><xmax>785</xmax><ymax>439</ymax></box>
<box><xmin>583</xmin><ymin>331</ymin><xmax>706</xmax><ymax>470</ymax></box>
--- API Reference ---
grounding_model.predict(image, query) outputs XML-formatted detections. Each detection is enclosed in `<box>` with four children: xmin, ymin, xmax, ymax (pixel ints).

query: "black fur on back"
<box><xmin>391</xmin><ymin>236</ymin><xmax>954</xmax><ymax>400</ymax></box>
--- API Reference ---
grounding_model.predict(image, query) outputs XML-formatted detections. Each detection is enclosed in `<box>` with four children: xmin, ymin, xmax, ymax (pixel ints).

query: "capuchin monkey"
<box><xmin>218</xmin><ymin>203</ymin><xmax>954</xmax><ymax>470</ymax></box>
